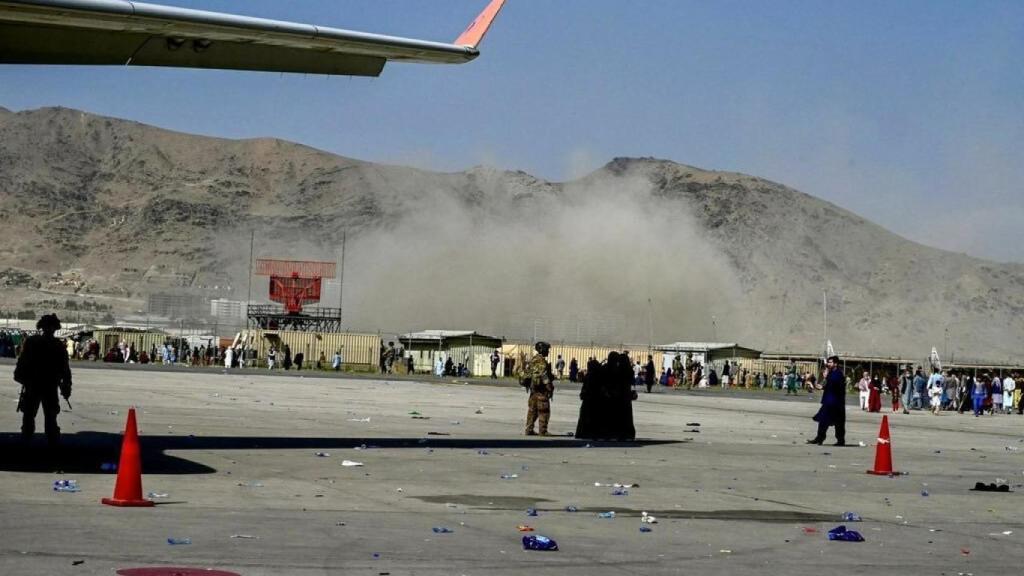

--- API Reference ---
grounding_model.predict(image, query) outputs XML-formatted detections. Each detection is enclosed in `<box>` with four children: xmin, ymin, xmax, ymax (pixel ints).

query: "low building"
<box><xmin>399</xmin><ymin>330</ymin><xmax>503</xmax><ymax>376</ymax></box>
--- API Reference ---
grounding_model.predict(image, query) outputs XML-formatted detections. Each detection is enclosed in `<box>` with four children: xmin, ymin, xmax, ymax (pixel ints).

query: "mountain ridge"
<box><xmin>1</xmin><ymin>105</ymin><xmax>1021</xmax><ymax>361</ymax></box>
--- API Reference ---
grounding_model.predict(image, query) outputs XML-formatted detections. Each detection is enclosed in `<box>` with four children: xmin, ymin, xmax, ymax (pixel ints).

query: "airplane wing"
<box><xmin>0</xmin><ymin>0</ymin><xmax>506</xmax><ymax>76</ymax></box>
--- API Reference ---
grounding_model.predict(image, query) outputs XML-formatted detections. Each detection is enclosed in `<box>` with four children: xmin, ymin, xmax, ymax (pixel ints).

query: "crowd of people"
<box><xmin>860</xmin><ymin>366</ymin><xmax>1024</xmax><ymax>416</ymax></box>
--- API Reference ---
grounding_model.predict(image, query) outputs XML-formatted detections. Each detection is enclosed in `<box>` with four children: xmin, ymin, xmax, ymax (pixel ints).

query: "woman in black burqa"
<box><xmin>575</xmin><ymin>356</ymin><xmax>605</xmax><ymax>439</ymax></box>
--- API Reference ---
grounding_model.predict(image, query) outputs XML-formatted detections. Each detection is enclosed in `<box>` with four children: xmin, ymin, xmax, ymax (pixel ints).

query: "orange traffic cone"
<box><xmin>102</xmin><ymin>407</ymin><xmax>154</xmax><ymax>507</ymax></box>
<box><xmin>866</xmin><ymin>415</ymin><xmax>897</xmax><ymax>475</ymax></box>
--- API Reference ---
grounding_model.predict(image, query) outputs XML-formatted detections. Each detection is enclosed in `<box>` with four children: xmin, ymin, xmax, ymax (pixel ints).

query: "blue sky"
<box><xmin>1</xmin><ymin>0</ymin><xmax>1022</xmax><ymax>262</ymax></box>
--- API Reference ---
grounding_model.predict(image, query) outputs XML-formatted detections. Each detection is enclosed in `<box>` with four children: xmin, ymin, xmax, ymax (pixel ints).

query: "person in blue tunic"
<box><xmin>807</xmin><ymin>355</ymin><xmax>846</xmax><ymax>446</ymax></box>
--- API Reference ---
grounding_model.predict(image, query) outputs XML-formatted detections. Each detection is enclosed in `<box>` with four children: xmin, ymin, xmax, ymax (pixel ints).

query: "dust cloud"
<box><xmin>330</xmin><ymin>170</ymin><xmax>748</xmax><ymax>344</ymax></box>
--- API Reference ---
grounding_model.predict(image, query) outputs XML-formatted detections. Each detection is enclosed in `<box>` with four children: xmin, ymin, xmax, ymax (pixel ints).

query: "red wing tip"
<box><xmin>454</xmin><ymin>0</ymin><xmax>506</xmax><ymax>48</ymax></box>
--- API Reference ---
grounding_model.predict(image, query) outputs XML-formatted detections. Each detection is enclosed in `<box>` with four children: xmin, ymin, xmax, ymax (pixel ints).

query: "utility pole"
<box><xmin>338</xmin><ymin>230</ymin><xmax>346</xmax><ymax>325</ymax></box>
<box><xmin>246</xmin><ymin>230</ymin><xmax>254</xmax><ymax>325</ymax></box>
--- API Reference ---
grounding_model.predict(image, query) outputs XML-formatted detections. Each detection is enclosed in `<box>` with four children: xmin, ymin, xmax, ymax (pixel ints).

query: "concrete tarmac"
<box><xmin>1</xmin><ymin>366</ymin><xmax>1022</xmax><ymax>575</ymax></box>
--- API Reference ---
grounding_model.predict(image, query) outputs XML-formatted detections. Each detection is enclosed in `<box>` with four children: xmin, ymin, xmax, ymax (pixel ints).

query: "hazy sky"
<box><xmin>1</xmin><ymin>0</ymin><xmax>1022</xmax><ymax>262</ymax></box>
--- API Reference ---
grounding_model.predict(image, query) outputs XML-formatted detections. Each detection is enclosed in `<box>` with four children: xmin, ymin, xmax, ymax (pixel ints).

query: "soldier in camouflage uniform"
<box><xmin>523</xmin><ymin>341</ymin><xmax>555</xmax><ymax>436</ymax></box>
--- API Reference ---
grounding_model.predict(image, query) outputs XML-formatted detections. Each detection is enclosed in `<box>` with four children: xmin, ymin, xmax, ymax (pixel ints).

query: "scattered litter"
<box><xmin>314</xmin><ymin>452</ymin><xmax>330</xmax><ymax>457</ymax></box>
<box><xmin>426</xmin><ymin>431</ymin><xmax>448</xmax><ymax>435</ymax></box>
<box><xmin>597</xmin><ymin>511</ymin><xmax>616</xmax><ymax>519</ymax></box>
<box><xmin>522</xmin><ymin>535</ymin><xmax>558</xmax><ymax>551</ymax></box>
<box><xmin>960</xmin><ymin>548</ymin><xmax>970</xmax><ymax>556</ymax></box>
<box><xmin>431</xmin><ymin>526</ymin><xmax>453</xmax><ymax>534</ymax></box>
<box><xmin>412</xmin><ymin>416</ymin><xmax>431</xmax><ymax>420</ymax></box>
<box><xmin>526</xmin><ymin>508</ymin><xmax>538</xmax><ymax>516</ymax></box>
<box><xmin>341</xmin><ymin>460</ymin><xmax>364</xmax><ymax>467</ymax></box>
<box><xmin>445</xmin><ymin>503</ymin><xmax>458</xmax><ymax>508</ymax></box>
<box><xmin>1006</xmin><ymin>446</ymin><xmax>1019</xmax><ymax>451</ymax></box>
<box><xmin>685</xmin><ymin>423</ymin><xmax>701</xmax><ymax>427</ymax></box>
<box><xmin>372</xmin><ymin>553</ymin><xmax>381</xmax><ymax>559</ymax></box>
<box><xmin>167</xmin><ymin>537</ymin><xmax>192</xmax><ymax>545</ymax></box>
<box><xmin>565</xmin><ymin>505</ymin><xmax>578</xmax><ymax>512</ymax></box>
<box><xmin>450</xmin><ymin>421</ymin><xmax>461</xmax><ymax>425</ymax></box>
<box><xmin>396</xmin><ymin>488</ymin><xmax>403</xmax><ymax>493</ymax></box>
<box><xmin>858</xmin><ymin>441</ymin><xmax>867</xmax><ymax>447</ymax></box>
<box><xmin>53</xmin><ymin>480</ymin><xmax>80</xmax><ymax>493</ymax></box>
<box><xmin>719</xmin><ymin>549</ymin><xmax>732</xmax><ymax>554</ymax></box>
<box><xmin>517</xmin><ymin>525</ymin><xmax>534</xmax><ymax>532</ymax></box>
<box><xmin>335</xmin><ymin>522</ymin><xmax>346</xmax><ymax>526</ymax></box>
<box><xmin>347</xmin><ymin>417</ymin><xmax>371</xmax><ymax>422</ymax></box>
<box><xmin>611</xmin><ymin>488</ymin><xmax>629</xmax><ymax>496</ymax></box>
<box><xmin>640</xmin><ymin>512</ymin><xmax>657</xmax><ymax>524</ymax></box>
<box><xmin>147</xmin><ymin>492</ymin><xmax>169</xmax><ymax>499</ymax></box>
<box><xmin>827</xmin><ymin>526</ymin><xmax>864</xmax><ymax>542</ymax></box>
<box><xmin>802</xmin><ymin>527</ymin><xmax>819</xmax><ymax>534</ymax></box>
<box><xmin>237</xmin><ymin>481</ymin><xmax>263</xmax><ymax>487</ymax></box>
<box><xmin>230</xmin><ymin>534</ymin><xmax>258</xmax><ymax>539</ymax></box>
<box><xmin>477</xmin><ymin>449</ymin><xmax>489</xmax><ymax>455</ymax></box>
<box><xmin>920</xmin><ymin>490</ymin><xmax>929</xmax><ymax>497</ymax></box>
<box><xmin>521</xmin><ymin>465</ymin><xmax>529</xmax><ymax>471</ymax></box>
<box><xmin>100</xmin><ymin>462</ymin><xmax>117</xmax><ymax>473</ymax></box>
<box><xmin>474</xmin><ymin>407</ymin><xmax>484</xmax><ymax>414</ymax></box>
<box><xmin>500</xmin><ymin>474</ymin><xmax>519</xmax><ymax>480</ymax></box>
<box><xmin>408</xmin><ymin>411</ymin><xmax>421</xmax><ymax>415</ymax></box>
<box><xmin>71</xmin><ymin>560</ymin><xmax>84</xmax><ymax>566</ymax></box>
<box><xmin>594</xmin><ymin>482</ymin><xmax>639</xmax><ymax>488</ymax></box>
<box><xmin>640</xmin><ymin>526</ymin><xmax>652</xmax><ymax>533</ymax></box>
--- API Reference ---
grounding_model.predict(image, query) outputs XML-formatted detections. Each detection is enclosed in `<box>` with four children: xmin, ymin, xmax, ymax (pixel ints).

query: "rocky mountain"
<box><xmin>1</xmin><ymin>106</ymin><xmax>1021</xmax><ymax>362</ymax></box>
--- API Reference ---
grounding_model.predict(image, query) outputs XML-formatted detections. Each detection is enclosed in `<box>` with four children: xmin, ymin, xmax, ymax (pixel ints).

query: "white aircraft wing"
<box><xmin>0</xmin><ymin>0</ymin><xmax>505</xmax><ymax>76</ymax></box>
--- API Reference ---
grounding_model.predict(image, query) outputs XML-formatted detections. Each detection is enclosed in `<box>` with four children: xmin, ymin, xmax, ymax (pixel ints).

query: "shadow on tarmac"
<box><xmin>0</xmin><ymin>433</ymin><xmax>682</xmax><ymax>475</ymax></box>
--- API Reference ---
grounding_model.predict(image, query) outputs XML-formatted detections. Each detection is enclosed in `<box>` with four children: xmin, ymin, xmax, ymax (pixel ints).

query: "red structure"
<box><xmin>255</xmin><ymin>259</ymin><xmax>336</xmax><ymax>314</ymax></box>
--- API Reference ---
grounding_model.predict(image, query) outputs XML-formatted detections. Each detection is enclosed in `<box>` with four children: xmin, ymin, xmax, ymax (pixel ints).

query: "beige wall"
<box><xmin>502</xmin><ymin>342</ymin><xmax>663</xmax><ymax>376</ymax></box>
<box><xmin>241</xmin><ymin>329</ymin><xmax>381</xmax><ymax>367</ymax></box>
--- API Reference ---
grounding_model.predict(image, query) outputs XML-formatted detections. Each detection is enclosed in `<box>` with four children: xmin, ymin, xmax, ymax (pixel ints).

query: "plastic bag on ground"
<box><xmin>522</xmin><ymin>535</ymin><xmax>558</xmax><ymax>551</ymax></box>
<box><xmin>827</xmin><ymin>525</ymin><xmax>864</xmax><ymax>542</ymax></box>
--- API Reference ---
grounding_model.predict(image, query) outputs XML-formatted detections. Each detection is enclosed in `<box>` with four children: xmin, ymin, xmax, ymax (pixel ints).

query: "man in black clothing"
<box><xmin>15</xmin><ymin>314</ymin><xmax>73</xmax><ymax>447</ymax></box>
<box><xmin>807</xmin><ymin>356</ymin><xmax>846</xmax><ymax>446</ymax></box>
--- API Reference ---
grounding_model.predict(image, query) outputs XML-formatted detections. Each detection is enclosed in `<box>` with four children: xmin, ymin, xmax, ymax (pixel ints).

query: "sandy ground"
<box><xmin>1</xmin><ymin>364</ymin><xmax>1022</xmax><ymax>575</ymax></box>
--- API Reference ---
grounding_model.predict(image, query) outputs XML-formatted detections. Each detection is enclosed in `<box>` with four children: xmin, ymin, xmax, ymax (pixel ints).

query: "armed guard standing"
<box><xmin>15</xmin><ymin>314</ymin><xmax>73</xmax><ymax>447</ymax></box>
<box><xmin>523</xmin><ymin>341</ymin><xmax>555</xmax><ymax>436</ymax></box>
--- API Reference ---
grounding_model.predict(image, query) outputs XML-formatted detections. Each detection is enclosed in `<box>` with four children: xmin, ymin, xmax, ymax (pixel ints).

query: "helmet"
<box><xmin>534</xmin><ymin>341</ymin><xmax>550</xmax><ymax>356</ymax></box>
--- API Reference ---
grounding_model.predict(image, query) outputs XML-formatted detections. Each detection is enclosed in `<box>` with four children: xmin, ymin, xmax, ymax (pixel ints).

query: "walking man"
<box><xmin>807</xmin><ymin>355</ymin><xmax>846</xmax><ymax>446</ymax></box>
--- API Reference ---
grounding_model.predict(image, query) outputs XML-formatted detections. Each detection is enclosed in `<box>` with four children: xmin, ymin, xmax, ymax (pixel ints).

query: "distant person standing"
<box><xmin>644</xmin><ymin>355</ymin><xmax>656</xmax><ymax>393</ymax></box>
<box><xmin>899</xmin><ymin>367</ymin><xmax>914</xmax><ymax>414</ymax></box>
<box><xmin>807</xmin><ymin>355</ymin><xmax>846</xmax><ymax>446</ymax></box>
<box><xmin>868</xmin><ymin>374</ymin><xmax>882</xmax><ymax>413</ymax></box>
<box><xmin>406</xmin><ymin>353</ymin><xmax>414</xmax><ymax>374</ymax></box>
<box><xmin>568</xmin><ymin>357</ymin><xmax>579</xmax><ymax>382</ymax></box>
<box><xmin>15</xmin><ymin>314</ymin><xmax>72</xmax><ymax>447</ymax></box>
<box><xmin>267</xmin><ymin>346</ymin><xmax>277</xmax><ymax>370</ymax></box>
<box><xmin>523</xmin><ymin>341</ymin><xmax>554</xmax><ymax>436</ymax></box>
<box><xmin>332</xmin><ymin>350</ymin><xmax>342</xmax><ymax>371</ymax></box>
<box><xmin>294</xmin><ymin>351</ymin><xmax>305</xmax><ymax>371</ymax></box>
<box><xmin>490</xmin><ymin>349</ymin><xmax>500</xmax><ymax>379</ymax></box>
<box><xmin>282</xmin><ymin>344</ymin><xmax>292</xmax><ymax>370</ymax></box>
<box><xmin>1003</xmin><ymin>373</ymin><xmax>1017</xmax><ymax>414</ymax></box>
<box><xmin>857</xmin><ymin>372</ymin><xmax>871</xmax><ymax>410</ymax></box>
